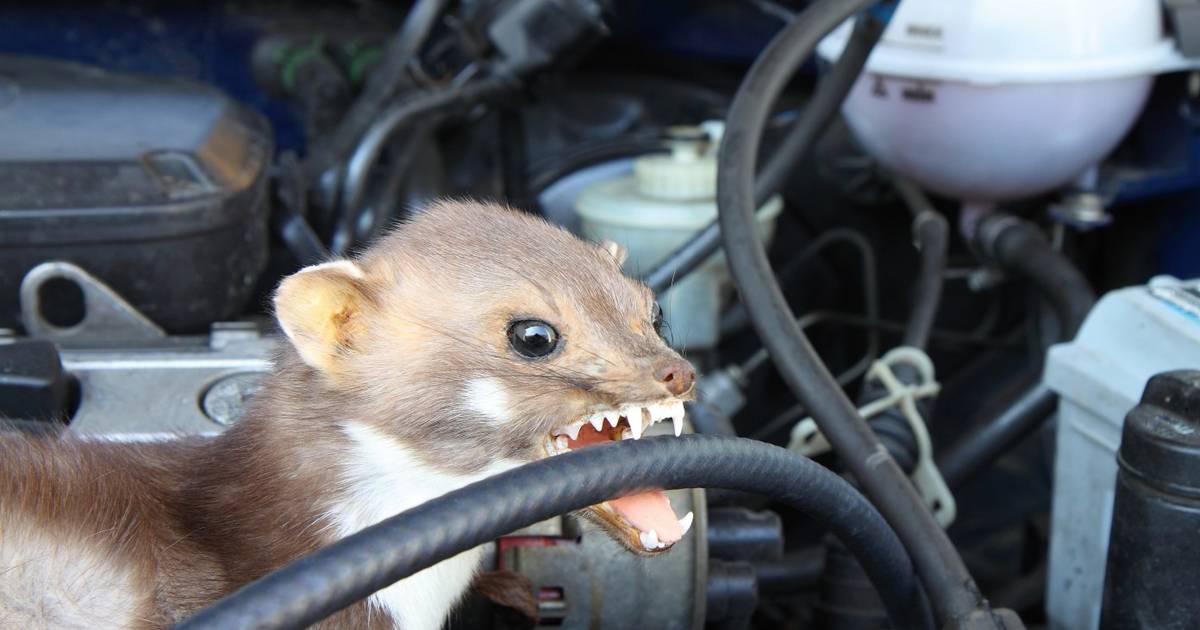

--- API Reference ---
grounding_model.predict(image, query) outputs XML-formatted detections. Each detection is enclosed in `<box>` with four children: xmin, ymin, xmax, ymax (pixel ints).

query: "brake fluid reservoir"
<box><xmin>575</xmin><ymin>124</ymin><xmax>782</xmax><ymax>351</ymax></box>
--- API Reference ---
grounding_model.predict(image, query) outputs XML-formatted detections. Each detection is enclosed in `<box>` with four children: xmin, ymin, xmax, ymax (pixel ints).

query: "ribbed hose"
<box><xmin>175</xmin><ymin>436</ymin><xmax>932</xmax><ymax>630</ymax></box>
<box><xmin>713</xmin><ymin>2</ymin><xmax>996</xmax><ymax>627</ymax></box>
<box><xmin>641</xmin><ymin>13</ymin><xmax>884</xmax><ymax>295</ymax></box>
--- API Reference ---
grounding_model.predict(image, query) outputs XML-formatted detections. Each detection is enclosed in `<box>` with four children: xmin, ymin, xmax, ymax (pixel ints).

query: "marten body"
<box><xmin>0</xmin><ymin>201</ymin><xmax>696</xmax><ymax>630</ymax></box>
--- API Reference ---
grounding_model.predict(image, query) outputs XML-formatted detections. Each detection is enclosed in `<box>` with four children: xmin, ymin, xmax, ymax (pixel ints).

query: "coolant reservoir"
<box><xmin>575</xmin><ymin>124</ymin><xmax>782</xmax><ymax>351</ymax></box>
<box><xmin>817</xmin><ymin>0</ymin><xmax>1193</xmax><ymax>204</ymax></box>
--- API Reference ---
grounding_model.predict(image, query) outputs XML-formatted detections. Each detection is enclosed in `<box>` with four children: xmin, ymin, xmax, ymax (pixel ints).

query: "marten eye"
<box><xmin>651</xmin><ymin>302</ymin><xmax>665</xmax><ymax>338</ymax></box>
<box><xmin>508</xmin><ymin>320</ymin><xmax>560</xmax><ymax>358</ymax></box>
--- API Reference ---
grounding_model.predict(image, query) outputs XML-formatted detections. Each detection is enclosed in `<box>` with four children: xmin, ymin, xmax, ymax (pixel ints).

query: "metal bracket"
<box><xmin>787</xmin><ymin>347</ymin><xmax>957</xmax><ymax>527</ymax></box>
<box><xmin>20</xmin><ymin>261</ymin><xmax>166</xmax><ymax>344</ymax></box>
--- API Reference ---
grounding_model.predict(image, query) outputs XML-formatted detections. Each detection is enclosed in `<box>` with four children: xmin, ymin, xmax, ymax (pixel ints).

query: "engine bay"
<box><xmin>3</xmin><ymin>1</ymin><xmax>1200</xmax><ymax>629</ymax></box>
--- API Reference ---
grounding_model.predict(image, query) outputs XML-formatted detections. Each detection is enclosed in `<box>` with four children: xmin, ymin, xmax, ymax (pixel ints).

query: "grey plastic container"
<box><xmin>0</xmin><ymin>56</ymin><xmax>272</xmax><ymax>333</ymax></box>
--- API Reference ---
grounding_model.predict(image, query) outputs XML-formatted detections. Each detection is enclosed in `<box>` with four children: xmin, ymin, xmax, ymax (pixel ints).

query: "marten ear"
<box><xmin>599</xmin><ymin>239</ymin><xmax>628</xmax><ymax>266</ymax></box>
<box><xmin>274</xmin><ymin>260</ymin><xmax>370</xmax><ymax>372</ymax></box>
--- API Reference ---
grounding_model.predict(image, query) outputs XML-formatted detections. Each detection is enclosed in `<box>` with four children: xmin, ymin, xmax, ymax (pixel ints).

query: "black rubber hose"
<box><xmin>938</xmin><ymin>384</ymin><xmax>1058</xmax><ymax>490</ymax></box>
<box><xmin>713</xmin><ymin>2</ymin><xmax>995</xmax><ymax>627</ymax></box>
<box><xmin>856</xmin><ymin>180</ymin><xmax>946</xmax><ymax>473</ymax></box>
<box><xmin>941</xmin><ymin>215</ymin><xmax>1096</xmax><ymax>489</ymax></box>
<box><xmin>974</xmin><ymin>214</ymin><xmax>1095</xmax><ymax>338</ymax></box>
<box><xmin>894</xmin><ymin>179</ymin><xmax>949</xmax><ymax>351</ymax></box>
<box><xmin>175</xmin><ymin>436</ymin><xmax>933</xmax><ymax>630</ymax></box>
<box><xmin>307</xmin><ymin>0</ymin><xmax>449</xmax><ymax>174</ymax></box>
<box><xmin>332</xmin><ymin>75</ymin><xmax>515</xmax><ymax>253</ymax></box>
<box><xmin>641</xmin><ymin>13</ymin><xmax>883</xmax><ymax>295</ymax></box>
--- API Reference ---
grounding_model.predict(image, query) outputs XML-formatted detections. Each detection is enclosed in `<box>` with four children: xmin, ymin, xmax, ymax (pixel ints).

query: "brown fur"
<box><xmin>0</xmin><ymin>200</ymin><xmax>694</xmax><ymax>628</ymax></box>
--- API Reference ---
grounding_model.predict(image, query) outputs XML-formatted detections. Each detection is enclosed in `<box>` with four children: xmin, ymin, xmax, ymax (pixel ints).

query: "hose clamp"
<box><xmin>787</xmin><ymin>347</ymin><xmax>957</xmax><ymax>527</ymax></box>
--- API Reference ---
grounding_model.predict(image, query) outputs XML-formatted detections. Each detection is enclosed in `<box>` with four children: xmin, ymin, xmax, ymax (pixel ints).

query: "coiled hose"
<box><xmin>713</xmin><ymin>1</ymin><xmax>1000</xmax><ymax>627</ymax></box>
<box><xmin>175</xmin><ymin>436</ymin><xmax>932</xmax><ymax>630</ymax></box>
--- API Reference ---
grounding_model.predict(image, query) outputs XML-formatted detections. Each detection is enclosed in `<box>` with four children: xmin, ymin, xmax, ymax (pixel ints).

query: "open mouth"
<box><xmin>542</xmin><ymin>401</ymin><xmax>693</xmax><ymax>553</ymax></box>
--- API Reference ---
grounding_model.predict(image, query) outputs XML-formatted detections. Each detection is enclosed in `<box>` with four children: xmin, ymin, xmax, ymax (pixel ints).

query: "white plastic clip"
<box><xmin>787</xmin><ymin>347</ymin><xmax>957</xmax><ymax>527</ymax></box>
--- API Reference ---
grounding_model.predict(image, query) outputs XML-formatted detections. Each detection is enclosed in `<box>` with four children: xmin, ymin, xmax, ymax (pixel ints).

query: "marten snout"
<box><xmin>654</xmin><ymin>359</ymin><xmax>695</xmax><ymax>397</ymax></box>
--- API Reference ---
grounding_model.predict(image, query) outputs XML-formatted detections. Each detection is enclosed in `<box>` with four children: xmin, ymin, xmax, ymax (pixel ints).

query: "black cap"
<box><xmin>1119</xmin><ymin>370</ymin><xmax>1200</xmax><ymax>499</ymax></box>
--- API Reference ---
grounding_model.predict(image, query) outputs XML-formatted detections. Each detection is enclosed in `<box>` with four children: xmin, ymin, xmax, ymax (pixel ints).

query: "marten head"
<box><xmin>273</xmin><ymin>200</ymin><xmax>696</xmax><ymax>553</ymax></box>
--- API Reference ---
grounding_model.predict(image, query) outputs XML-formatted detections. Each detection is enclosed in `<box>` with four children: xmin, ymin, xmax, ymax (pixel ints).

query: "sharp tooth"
<box><xmin>605</xmin><ymin>412</ymin><xmax>620</xmax><ymax>429</ymax></box>
<box><xmin>639</xmin><ymin>529</ymin><xmax>662</xmax><ymax>550</ymax></box>
<box><xmin>644</xmin><ymin>404</ymin><xmax>661</xmax><ymax>426</ymax></box>
<box><xmin>588</xmin><ymin>413</ymin><xmax>605</xmax><ymax>431</ymax></box>
<box><xmin>620</xmin><ymin>428</ymin><xmax>633</xmax><ymax>440</ymax></box>
<box><xmin>679</xmin><ymin>511</ymin><xmax>694</xmax><ymax>536</ymax></box>
<box><xmin>553</xmin><ymin>420</ymin><xmax>585</xmax><ymax>441</ymax></box>
<box><xmin>621</xmin><ymin>406</ymin><xmax>644</xmax><ymax>439</ymax></box>
<box><xmin>555</xmin><ymin>435</ymin><xmax>570</xmax><ymax>452</ymax></box>
<box><xmin>669</xmin><ymin>401</ymin><xmax>686</xmax><ymax>437</ymax></box>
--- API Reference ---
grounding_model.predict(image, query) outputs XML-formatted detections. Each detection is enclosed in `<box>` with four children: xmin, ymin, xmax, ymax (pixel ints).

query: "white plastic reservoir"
<box><xmin>817</xmin><ymin>0</ymin><xmax>1193</xmax><ymax>203</ymax></box>
<box><xmin>575</xmin><ymin>125</ymin><xmax>782</xmax><ymax>351</ymax></box>
<box><xmin>1044</xmin><ymin>277</ymin><xmax>1200</xmax><ymax>630</ymax></box>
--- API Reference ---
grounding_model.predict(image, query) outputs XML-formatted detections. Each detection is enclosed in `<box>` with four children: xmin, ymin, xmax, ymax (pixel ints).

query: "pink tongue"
<box><xmin>609</xmin><ymin>490</ymin><xmax>684</xmax><ymax>543</ymax></box>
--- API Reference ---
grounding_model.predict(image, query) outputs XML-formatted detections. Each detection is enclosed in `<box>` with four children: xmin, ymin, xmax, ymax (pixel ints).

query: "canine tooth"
<box><xmin>679</xmin><ymin>511</ymin><xmax>694</xmax><ymax>536</ymax></box>
<box><xmin>555</xmin><ymin>435</ymin><xmax>570</xmax><ymax>452</ymax></box>
<box><xmin>639</xmin><ymin>529</ymin><xmax>662</xmax><ymax>550</ymax></box>
<box><xmin>622</xmin><ymin>406</ymin><xmax>645</xmax><ymax>439</ymax></box>
<box><xmin>668</xmin><ymin>401</ymin><xmax>686</xmax><ymax>437</ymax></box>
<box><xmin>588</xmin><ymin>413</ymin><xmax>605</xmax><ymax>431</ymax></box>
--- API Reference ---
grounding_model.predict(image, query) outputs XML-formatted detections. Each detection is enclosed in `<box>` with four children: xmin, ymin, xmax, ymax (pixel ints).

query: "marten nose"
<box><xmin>655</xmin><ymin>360</ymin><xmax>696</xmax><ymax>397</ymax></box>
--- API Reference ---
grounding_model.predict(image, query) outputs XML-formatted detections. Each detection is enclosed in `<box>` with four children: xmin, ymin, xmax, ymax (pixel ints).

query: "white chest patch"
<box><xmin>326</xmin><ymin>422</ymin><xmax>519</xmax><ymax>630</ymax></box>
<box><xmin>463</xmin><ymin>377</ymin><xmax>512</xmax><ymax>426</ymax></box>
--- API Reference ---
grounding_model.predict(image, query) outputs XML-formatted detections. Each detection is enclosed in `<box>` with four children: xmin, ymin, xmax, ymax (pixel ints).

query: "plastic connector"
<box><xmin>487</xmin><ymin>0</ymin><xmax>608</xmax><ymax>76</ymax></box>
<box><xmin>788</xmin><ymin>347</ymin><xmax>956</xmax><ymax>527</ymax></box>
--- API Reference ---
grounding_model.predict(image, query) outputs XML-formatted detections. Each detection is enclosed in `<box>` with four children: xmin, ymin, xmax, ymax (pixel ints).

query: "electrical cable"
<box><xmin>741</xmin><ymin>227</ymin><xmax>879</xmax><ymax>375</ymax></box>
<box><xmin>307</xmin><ymin>0</ymin><xmax>450</xmax><ymax>175</ymax></box>
<box><xmin>332</xmin><ymin>75</ymin><xmax>514</xmax><ymax>254</ymax></box>
<box><xmin>640</xmin><ymin>14</ymin><xmax>884</xmax><ymax>295</ymax></box>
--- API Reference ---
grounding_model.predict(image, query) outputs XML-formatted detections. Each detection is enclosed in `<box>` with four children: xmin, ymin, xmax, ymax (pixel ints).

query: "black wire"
<box><xmin>175</xmin><ymin>436</ymin><xmax>933</xmax><ymax>630</ymax></box>
<box><xmin>307</xmin><ymin>0</ymin><xmax>450</xmax><ymax>175</ymax></box>
<box><xmin>641</xmin><ymin>14</ymin><xmax>885</xmax><ymax>296</ymax></box>
<box><xmin>741</xmin><ymin>228</ymin><xmax>879</xmax><ymax>376</ymax></box>
<box><xmin>713</xmin><ymin>2</ymin><xmax>995</xmax><ymax>625</ymax></box>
